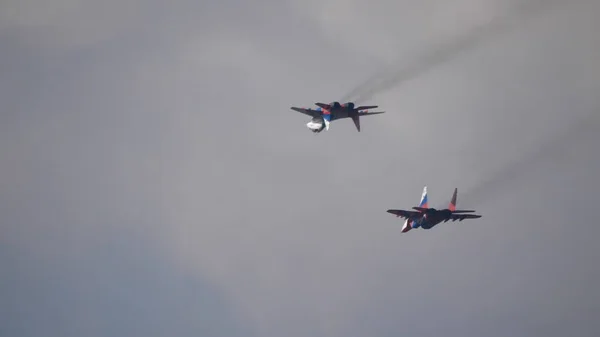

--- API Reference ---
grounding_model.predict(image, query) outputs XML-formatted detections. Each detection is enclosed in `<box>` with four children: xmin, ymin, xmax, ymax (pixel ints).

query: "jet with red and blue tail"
<box><xmin>387</xmin><ymin>186</ymin><xmax>482</xmax><ymax>233</ymax></box>
<box><xmin>290</xmin><ymin>101</ymin><xmax>385</xmax><ymax>133</ymax></box>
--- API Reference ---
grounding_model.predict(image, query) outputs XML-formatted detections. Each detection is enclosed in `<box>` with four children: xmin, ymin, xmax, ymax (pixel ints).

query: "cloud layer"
<box><xmin>1</xmin><ymin>1</ymin><xmax>599</xmax><ymax>336</ymax></box>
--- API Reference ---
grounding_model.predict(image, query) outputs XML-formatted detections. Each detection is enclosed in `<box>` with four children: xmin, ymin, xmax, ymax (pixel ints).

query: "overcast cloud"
<box><xmin>1</xmin><ymin>1</ymin><xmax>599</xmax><ymax>336</ymax></box>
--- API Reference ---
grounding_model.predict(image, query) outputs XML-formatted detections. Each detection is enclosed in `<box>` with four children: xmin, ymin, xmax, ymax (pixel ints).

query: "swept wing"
<box><xmin>291</xmin><ymin>107</ymin><xmax>322</xmax><ymax>117</ymax></box>
<box><xmin>357</xmin><ymin>111</ymin><xmax>385</xmax><ymax>116</ymax></box>
<box><xmin>446</xmin><ymin>213</ymin><xmax>482</xmax><ymax>221</ymax></box>
<box><xmin>386</xmin><ymin>209</ymin><xmax>422</xmax><ymax>219</ymax></box>
<box><xmin>411</xmin><ymin>206</ymin><xmax>476</xmax><ymax>213</ymax></box>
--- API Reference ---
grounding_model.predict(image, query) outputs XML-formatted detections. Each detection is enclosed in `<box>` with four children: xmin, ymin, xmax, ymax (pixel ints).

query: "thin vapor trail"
<box><xmin>461</xmin><ymin>112</ymin><xmax>599</xmax><ymax>208</ymax></box>
<box><xmin>341</xmin><ymin>0</ymin><xmax>560</xmax><ymax>104</ymax></box>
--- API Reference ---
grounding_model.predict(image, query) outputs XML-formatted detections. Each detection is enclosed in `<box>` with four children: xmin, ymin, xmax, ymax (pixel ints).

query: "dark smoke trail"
<box><xmin>461</xmin><ymin>112</ymin><xmax>599</xmax><ymax>208</ymax></box>
<box><xmin>341</xmin><ymin>0</ymin><xmax>560</xmax><ymax>104</ymax></box>
<box><xmin>339</xmin><ymin>68</ymin><xmax>387</xmax><ymax>103</ymax></box>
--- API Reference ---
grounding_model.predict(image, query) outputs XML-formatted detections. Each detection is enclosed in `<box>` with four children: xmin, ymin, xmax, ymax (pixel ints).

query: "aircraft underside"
<box><xmin>306</xmin><ymin>116</ymin><xmax>326</xmax><ymax>133</ymax></box>
<box><xmin>411</xmin><ymin>218</ymin><xmax>432</xmax><ymax>229</ymax></box>
<box><xmin>292</xmin><ymin>102</ymin><xmax>384</xmax><ymax>133</ymax></box>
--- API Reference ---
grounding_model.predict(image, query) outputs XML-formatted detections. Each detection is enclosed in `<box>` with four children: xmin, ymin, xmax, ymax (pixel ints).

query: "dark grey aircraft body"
<box><xmin>387</xmin><ymin>186</ymin><xmax>482</xmax><ymax>233</ymax></box>
<box><xmin>291</xmin><ymin>101</ymin><xmax>385</xmax><ymax>133</ymax></box>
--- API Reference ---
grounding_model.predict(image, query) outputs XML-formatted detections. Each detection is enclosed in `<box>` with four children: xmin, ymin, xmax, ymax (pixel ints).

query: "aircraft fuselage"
<box><xmin>297</xmin><ymin>101</ymin><xmax>384</xmax><ymax>133</ymax></box>
<box><xmin>325</xmin><ymin>102</ymin><xmax>355</xmax><ymax>120</ymax></box>
<box><xmin>305</xmin><ymin>102</ymin><xmax>356</xmax><ymax>132</ymax></box>
<box><xmin>410</xmin><ymin>208</ymin><xmax>453</xmax><ymax>229</ymax></box>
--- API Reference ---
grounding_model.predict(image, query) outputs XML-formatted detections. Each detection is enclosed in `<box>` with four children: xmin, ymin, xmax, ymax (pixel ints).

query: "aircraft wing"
<box><xmin>412</xmin><ymin>206</ymin><xmax>476</xmax><ymax>213</ymax></box>
<box><xmin>357</xmin><ymin>111</ymin><xmax>385</xmax><ymax>116</ymax></box>
<box><xmin>356</xmin><ymin>105</ymin><xmax>378</xmax><ymax>110</ymax></box>
<box><xmin>386</xmin><ymin>209</ymin><xmax>422</xmax><ymax>219</ymax></box>
<box><xmin>291</xmin><ymin>107</ymin><xmax>321</xmax><ymax>117</ymax></box>
<box><xmin>447</xmin><ymin>213</ymin><xmax>482</xmax><ymax>221</ymax></box>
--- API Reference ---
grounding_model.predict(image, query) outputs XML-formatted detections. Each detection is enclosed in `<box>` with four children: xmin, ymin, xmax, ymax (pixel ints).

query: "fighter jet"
<box><xmin>290</xmin><ymin>101</ymin><xmax>385</xmax><ymax>133</ymax></box>
<box><xmin>387</xmin><ymin>186</ymin><xmax>482</xmax><ymax>233</ymax></box>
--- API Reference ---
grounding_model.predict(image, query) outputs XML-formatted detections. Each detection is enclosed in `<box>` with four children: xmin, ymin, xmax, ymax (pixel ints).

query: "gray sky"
<box><xmin>1</xmin><ymin>1</ymin><xmax>599</xmax><ymax>336</ymax></box>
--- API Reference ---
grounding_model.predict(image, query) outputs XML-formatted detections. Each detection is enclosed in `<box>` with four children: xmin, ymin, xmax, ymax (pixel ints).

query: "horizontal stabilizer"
<box><xmin>412</xmin><ymin>206</ymin><xmax>429</xmax><ymax>212</ymax></box>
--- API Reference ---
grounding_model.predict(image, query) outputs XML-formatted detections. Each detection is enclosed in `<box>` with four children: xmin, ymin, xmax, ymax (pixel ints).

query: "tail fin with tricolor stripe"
<box><xmin>401</xmin><ymin>186</ymin><xmax>428</xmax><ymax>233</ymax></box>
<box><xmin>419</xmin><ymin>186</ymin><xmax>428</xmax><ymax>208</ymax></box>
